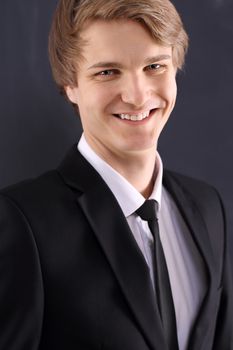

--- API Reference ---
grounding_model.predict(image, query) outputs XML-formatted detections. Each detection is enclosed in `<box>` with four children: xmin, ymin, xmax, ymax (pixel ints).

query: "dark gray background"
<box><xmin>0</xmin><ymin>1</ymin><xmax>232</xmax><ymax>259</ymax></box>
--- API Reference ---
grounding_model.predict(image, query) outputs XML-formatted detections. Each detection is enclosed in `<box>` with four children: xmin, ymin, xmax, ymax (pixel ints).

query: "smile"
<box><xmin>114</xmin><ymin>110</ymin><xmax>152</xmax><ymax>121</ymax></box>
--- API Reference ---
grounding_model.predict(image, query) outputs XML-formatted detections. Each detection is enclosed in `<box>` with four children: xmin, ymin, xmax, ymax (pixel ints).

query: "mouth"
<box><xmin>113</xmin><ymin>109</ymin><xmax>156</xmax><ymax>122</ymax></box>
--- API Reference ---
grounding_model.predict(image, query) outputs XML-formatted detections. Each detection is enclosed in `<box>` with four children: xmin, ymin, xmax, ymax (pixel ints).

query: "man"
<box><xmin>0</xmin><ymin>0</ymin><xmax>232</xmax><ymax>349</ymax></box>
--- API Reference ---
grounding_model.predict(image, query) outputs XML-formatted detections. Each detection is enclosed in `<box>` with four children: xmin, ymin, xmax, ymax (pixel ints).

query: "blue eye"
<box><xmin>98</xmin><ymin>70</ymin><xmax>115</xmax><ymax>76</ymax></box>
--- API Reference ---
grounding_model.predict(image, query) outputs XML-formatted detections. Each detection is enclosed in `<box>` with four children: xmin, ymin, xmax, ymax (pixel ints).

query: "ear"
<box><xmin>64</xmin><ymin>85</ymin><xmax>79</xmax><ymax>104</ymax></box>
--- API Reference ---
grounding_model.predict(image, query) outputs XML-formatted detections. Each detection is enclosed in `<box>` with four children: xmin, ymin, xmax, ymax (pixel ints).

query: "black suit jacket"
<box><xmin>0</xmin><ymin>145</ymin><xmax>232</xmax><ymax>350</ymax></box>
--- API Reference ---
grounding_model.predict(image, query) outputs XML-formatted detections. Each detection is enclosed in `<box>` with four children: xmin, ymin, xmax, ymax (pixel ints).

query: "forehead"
<box><xmin>80</xmin><ymin>20</ymin><xmax>172</xmax><ymax>67</ymax></box>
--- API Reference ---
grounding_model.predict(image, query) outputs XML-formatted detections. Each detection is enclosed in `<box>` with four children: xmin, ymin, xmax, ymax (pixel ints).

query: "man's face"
<box><xmin>66</xmin><ymin>20</ymin><xmax>177</xmax><ymax>162</ymax></box>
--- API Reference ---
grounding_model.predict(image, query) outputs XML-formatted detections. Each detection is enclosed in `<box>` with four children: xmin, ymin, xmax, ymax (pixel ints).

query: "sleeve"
<box><xmin>213</xmin><ymin>192</ymin><xmax>233</xmax><ymax>349</ymax></box>
<box><xmin>0</xmin><ymin>194</ymin><xmax>44</xmax><ymax>350</ymax></box>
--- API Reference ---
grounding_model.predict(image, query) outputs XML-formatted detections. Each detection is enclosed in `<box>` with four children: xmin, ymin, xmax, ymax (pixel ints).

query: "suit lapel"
<box><xmin>163</xmin><ymin>171</ymin><xmax>220</xmax><ymax>350</ymax></box>
<box><xmin>58</xmin><ymin>146</ymin><xmax>167</xmax><ymax>350</ymax></box>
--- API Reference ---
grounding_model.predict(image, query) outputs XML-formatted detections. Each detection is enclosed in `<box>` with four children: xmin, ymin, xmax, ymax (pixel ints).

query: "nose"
<box><xmin>121</xmin><ymin>74</ymin><xmax>152</xmax><ymax>108</ymax></box>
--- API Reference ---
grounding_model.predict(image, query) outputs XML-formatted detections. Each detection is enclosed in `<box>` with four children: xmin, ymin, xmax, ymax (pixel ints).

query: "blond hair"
<box><xmin>49</xmin><ymin>0</ymin><xmax>189</xmax><ymax>93</ymax></box>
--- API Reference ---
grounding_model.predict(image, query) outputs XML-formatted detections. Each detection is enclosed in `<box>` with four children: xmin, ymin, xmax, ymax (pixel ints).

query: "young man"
<box><xmin>0</xmin><ymin>0</ymin><xmax>232</xmax><ymax>349</ymax></box>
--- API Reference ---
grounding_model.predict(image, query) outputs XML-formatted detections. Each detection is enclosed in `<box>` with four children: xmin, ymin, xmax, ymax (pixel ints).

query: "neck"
<box><xmin>84</xmin><ymin>134</ymin><xmax>159</xmax><ymax>197</ymax></box>
<box><xmin>99</xmin><ymin>147</ymin><xmax>157</xmax><ymax>198</ymax></box>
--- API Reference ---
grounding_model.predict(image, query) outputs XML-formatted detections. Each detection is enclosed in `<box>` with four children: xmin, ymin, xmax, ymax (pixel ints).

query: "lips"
<box><xmin>113</xmin><ymin>109</ymin><xmax>156</xmax><ymax>121</ymax></box>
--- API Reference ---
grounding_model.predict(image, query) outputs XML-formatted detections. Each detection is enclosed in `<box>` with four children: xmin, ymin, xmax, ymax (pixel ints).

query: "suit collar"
<box><xmin>58</xmin><ymin>144</ymin><xmax>100</xmax><ymax>193</ymax></box>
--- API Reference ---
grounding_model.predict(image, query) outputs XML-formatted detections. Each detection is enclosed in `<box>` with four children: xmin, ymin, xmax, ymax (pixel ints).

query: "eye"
<box><xmin>93</xmin><ymin>69</ymin><xmax>120</xmax><ymax>81</ymax></box>
<box><xmin>145</xmin><ymin>63</ymin><xmax>166</xmax><ymax>72</ymax></box>
<box><xmin>98</xmin><ymin>69</ymin><xmax>113</xmax><ymax>76</ymax></box>
<box><xmin>96</xmin><ymin>69</ymin><xmax>116</xmax><ymax>76</ymax></box>
<box><xmin>148</xmin><ymin>64</ymin><xmax>160</xmax><ymax>69</ymax></box>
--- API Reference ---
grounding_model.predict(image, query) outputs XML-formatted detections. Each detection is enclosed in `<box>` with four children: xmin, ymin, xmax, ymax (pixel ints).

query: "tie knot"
<box><xmin>136</xmin><ymin>199</ymin><xmax>157</xmax><ymax>221</ymax></box>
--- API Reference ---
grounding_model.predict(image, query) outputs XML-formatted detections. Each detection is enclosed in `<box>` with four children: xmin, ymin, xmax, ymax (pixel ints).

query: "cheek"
<box><xmin>85</xmin><ymin>85</ymin><xmax>113</xmax><ymax>109</ymax></box>
<box><xmin>163</xmin><ymin>78</ymin><xmax>177</xmax><ymax>107</ymax></box>
<box><xmin>78</xmin><ymin>90</ymin><xmax>111</xmax><ymax>128</ymax></box>
<box><xmin>170</xmin><ymin>83</ymin><xmax>177</xmax><ymax>106</ymax></box>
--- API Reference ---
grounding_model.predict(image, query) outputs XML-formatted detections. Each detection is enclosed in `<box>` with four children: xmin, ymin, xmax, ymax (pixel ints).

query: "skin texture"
<box><xmin>66</xmin><ymin>19</ymin><xmax>177</xmax><ymax>197</ymax></box>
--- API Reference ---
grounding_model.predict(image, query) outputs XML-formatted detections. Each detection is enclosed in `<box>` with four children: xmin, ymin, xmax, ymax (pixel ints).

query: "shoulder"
<box><xmin>163</xmin><ymin>169</ymin><xmax>226</xmax><ymax>238</ymax></box>
<box><xmin>163</xmin><ymin>169</ymin><xmax>223</xmax><ymax>208</ymax></box>
<box><xmin>0</xmin><ymin>170</ymin><xmax>65</xmax><ymax>204</ymax></box>
<box><xmin>164</xmin><ymin>169</ymin><xmax>215</xmax><ymax>192</ymax></box>
<box><xmin>0</xmin><ymin>169</ymin><xmax>75</xmax><ymax>226</ymax></box>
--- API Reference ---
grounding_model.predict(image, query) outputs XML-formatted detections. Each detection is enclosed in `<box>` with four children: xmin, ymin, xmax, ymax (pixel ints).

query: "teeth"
<box><xmin>119</xmin><ymin>110</ymin><xmax>150</xmax><ymax>121</ymax></box>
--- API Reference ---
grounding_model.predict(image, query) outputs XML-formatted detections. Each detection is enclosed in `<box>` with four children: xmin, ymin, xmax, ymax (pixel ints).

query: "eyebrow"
<box><xmin>88</xmin><ymin>62</ymin><xmax>124</xmax><ymax>70</ymax></box>
<box><xmin>144</xmin><ymin>54</ymin><xmax>171</xmax><ymax>64</ymax></box>
<box><xmin>87</xmin><ymin>54</ymin><xmax>172</xmax><ymax>70</ymax></box>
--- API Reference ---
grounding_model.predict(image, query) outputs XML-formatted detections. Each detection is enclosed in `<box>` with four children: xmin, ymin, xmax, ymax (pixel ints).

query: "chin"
<box><xmin>121</xmin><ymin>140</ymin><xmax>157</xmax><ymax>154</ymax></box>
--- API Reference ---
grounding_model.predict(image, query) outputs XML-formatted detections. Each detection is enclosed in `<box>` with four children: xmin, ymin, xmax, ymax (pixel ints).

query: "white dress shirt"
<box><xmin>78</xmin><ymin>134</ymin><xmax>206</xmax><ymax>350</ymax></box>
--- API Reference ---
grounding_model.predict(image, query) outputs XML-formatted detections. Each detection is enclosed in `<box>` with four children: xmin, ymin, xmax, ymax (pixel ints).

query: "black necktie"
<box><xmin>136</xmin><ymin>199</ymin><xmax>179</xmax><ymax>350</ymax></box>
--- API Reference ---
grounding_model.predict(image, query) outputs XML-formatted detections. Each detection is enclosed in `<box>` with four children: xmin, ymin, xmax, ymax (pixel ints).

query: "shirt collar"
<box><xmin>78</xmin><ymin>134</ymin><xmax>163</xmax><ymax>217</ymax></box>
